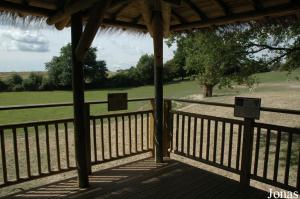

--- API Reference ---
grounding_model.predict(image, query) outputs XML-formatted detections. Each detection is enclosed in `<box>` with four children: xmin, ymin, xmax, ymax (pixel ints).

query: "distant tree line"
<box><xmin>0</xmin><ymin>44</ymin><xmax>188</xmax><ymax>92</ymax></box>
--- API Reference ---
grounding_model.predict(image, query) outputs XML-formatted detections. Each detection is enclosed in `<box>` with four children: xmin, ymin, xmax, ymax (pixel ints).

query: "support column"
<box><xmin>71</xmin><ymin>12</ymin><xmax>89</xmax><ymax>188</ymax></box>
<box><xmin>152</xmin><ymin>8</ymin><xmax>164</xmax><ymax>163</ymax></box>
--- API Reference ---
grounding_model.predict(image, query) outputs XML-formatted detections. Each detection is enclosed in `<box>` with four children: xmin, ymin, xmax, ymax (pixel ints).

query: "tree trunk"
<box><xmin>203</xmin><ymin>85</ymin><xmax>213</xmax><ymax>97</ymax></box>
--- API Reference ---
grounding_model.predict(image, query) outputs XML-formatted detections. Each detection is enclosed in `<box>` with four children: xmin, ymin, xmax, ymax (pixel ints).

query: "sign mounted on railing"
<box><xmin>234</xmin><ymin>97</ymin><xmax>261</xmax><ymax>119</ymax></box>
<box><xmin>107</xmin><ymin>93</ymin><xmax>128</xmax><ymax>111</ymax></box>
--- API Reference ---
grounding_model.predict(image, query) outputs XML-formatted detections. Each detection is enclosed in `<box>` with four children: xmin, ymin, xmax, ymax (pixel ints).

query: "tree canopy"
<box><xmin>45</xmin><ymin>43</ymin><xmax>108</xmax><ymax>89</ymax></box>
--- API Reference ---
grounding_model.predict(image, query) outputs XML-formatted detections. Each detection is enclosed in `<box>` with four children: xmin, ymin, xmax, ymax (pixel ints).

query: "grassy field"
<box><xmin>0</xmin><ymin>71</ymin><xmax>47</xmax><ymax>80</ymax></box>
<box><xmin>0</xmin><ymin>69</ymin><xmax>299</xmax><ymax>124</ymax></box>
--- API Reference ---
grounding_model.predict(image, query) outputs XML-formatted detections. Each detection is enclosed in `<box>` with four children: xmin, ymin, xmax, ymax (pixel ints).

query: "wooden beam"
<box><xmin>139</xmin><ymin>0</ymin><xmax>154</xmax><ymax>36</ymax></box>
<box><xmin>171</xmin><ymin>2</ymin><xmax>300</xmax><ymax>31</ymax></box>
<box><xmin>0</xmin><ymin>1</ymin><xmax>51</xmax><ymax>16</ymax></box>
<box><xmin>46</xmin><ymin>0</ymin><xmax>100</xmax><ymax>25</ymax></box>
<box><xmin>131</xmin><ymin>14</ymin><xmax>142</xmax><ymax>24</ymax></box>
<box><xmin>27</xmin><ymin>0</ymin><xmax>57</xmax><ymax>10</ymax></box>
<box><xmin>152</xmin><ymin>0</ymin><xmax>164</xmax><ymax>163</ymax></box>
<box><xmin>55</xmin><ymin>18</ymin><xmax>70</xmax><ymax>30</ymax></box>
<box><xmin>75</xmin><ymin>0</ymin><xmax>112</xmax><ymax>61</ymax></box>
<box><xmin>183</xmin><ymin>0</ymin><xmax>207</xmax><ymax>20</ymax></box>
<box><xmin>110</xmin><ymin>2</ymin><xmax>129</xmax><ymax>20</ymax></box>
<box><xmin>163</xmin><ymin>0</ymin><xmax>181</xmax><ymax>6</ymax></box>
<box><xmin>212</xmin><ymin>0</ymin><xmax>231</xmax><ymax>16</ymax></box>
<box><xmin>71</xmin><ymin>12</ymin><xmax>89</xmax><ymax>188</ymax></box>
<box><xmin>102</xmin><ymin>18</ymin><xmax>147</xmax><ymax>31</ymax></box>
<box><xmin>250</xmin><ymin>0</ymin><xmax>263</xmax><ymax>10</ymax></box>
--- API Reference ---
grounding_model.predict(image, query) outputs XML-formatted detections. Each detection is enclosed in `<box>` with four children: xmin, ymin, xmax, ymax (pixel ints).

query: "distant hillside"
<box><xmin>0</xmin><ymin>71</ymin><xmax>48</xmax><ymax>80</ymax></box>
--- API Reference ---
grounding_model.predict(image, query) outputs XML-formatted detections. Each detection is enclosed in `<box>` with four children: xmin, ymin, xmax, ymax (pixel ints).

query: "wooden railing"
<box><xmin>166</xmin><ymin>99</ymin><xmax>300</xmax><ymax>192</ymax></box>
<box><xmin>0</xmin><ymin>98</ymin><xmax>154</xmax><ymax>188</ymax></box>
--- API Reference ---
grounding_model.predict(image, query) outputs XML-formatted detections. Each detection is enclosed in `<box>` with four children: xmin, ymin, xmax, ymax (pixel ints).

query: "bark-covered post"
<box><xmin>240</xmin><ymin>118</ymin><xmax>255</xmax><ymax>186</ymax></box>
<box><xmin>163</xmin><ymin>99</ymin><xmax>172</xmax><ymax>157</ymax></box>
<box><xmin>71</xmin><ymin>12</ymin><xmax>89</xmax><ymax>188</ymax></box>
<box><xmin>152</xmin><ymin>0</ymin><xmax>164</xmax><ymax>163</ymax></box>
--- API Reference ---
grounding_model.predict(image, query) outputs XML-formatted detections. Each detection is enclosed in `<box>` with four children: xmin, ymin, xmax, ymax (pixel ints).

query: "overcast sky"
<box><xmin>0</xmin><ymin>24</ymin><xmax>176</xmax><ymax>72</ymax></box>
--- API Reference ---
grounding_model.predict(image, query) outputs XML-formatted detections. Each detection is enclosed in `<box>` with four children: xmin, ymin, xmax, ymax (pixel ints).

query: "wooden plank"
<box><xmin>200</xmin><ymin>118</ymin><xmax>204</xmax><ymax>158</ymax></box>
<box><xmin>92</xmin><ymin>119</ymin><xmax>97</xmax><ymax>162</ymax></box>
<box><xmin>228</xmin><ymin>123</ymin><xmax>233</xmax><ymax>168</ymax></box>
<box><xmin>187</xmin><ymin>116</ymin><xmax>191</xmax><ymax>155</ymax></box>
<box><xmin>55</xmin><ymin>123</ymin><xmax>61</xmax><ymax>171</ymax></box>
<box><xmin>12</xmin><ymin>128</ymin><xmax>20</xmax><ymax>180</ymax></box>
<box><xmin>273</xmin><ymin>130</ymin><xmax>281</xmax><ymax>182</ymax></box>
<box><xmin>253</xmin><ymin>127</ymin><xmax>261</xmax><ymax>176</ymax></box>
<box><xmin>128</xmin><ymin>115</ymin><xmax>132</xmax><ymax>154</ymax></box>
<box><xmin>0</xmin><ymin>130</ymin><xmax>7</xmax><ymax>183</ymax></box>
<box><xmin>135</xmin><ymin>114</ymin><xmax>138</xmax><ymax>152</ymax></box>
<box><xmin>146</xmin><ymin>113</ymin><xmax>149</xmax><ymax>150</ymax></box>
<box><xmin>213</xmin><ymin>121</ymin><xmax>218</xmax><ymax>162</ymax></box>
<box><xmin>64</xmin><ymin>123</ymin><xmax>70</xmax><ymax>168</ymax></box>
<box><xmin>284</xmin><ymin>132</ymin><xmax>293</xmax><ymax>185</ymax></box>
<box><xmin>115</xmin><ymin>116</ymin><xmax>119</xmax><ymax>157</ymax></box>
<box><xmin>24</xmin><ymin>127</ymin><xmax>31</xmax><ymax>178</ymax></box>
<box><xmin>34</xmin><ymin>125</ymin><xmax>42</xmax><ymax>175</ymax></box>
<box><xmin>100</xmin><ymin>118</ymin><xmax>105</xmax><ymax>160</ymax></box>
<box><xmin>122</xmin><ymin>116</ymin><xmax>126</xmax><ymax>155</ymax></box>
<box><xmin>45</xmin><ymin>125</ymin><xmax>51</xmax><ymax>172</ymax></box>
<box><xmin>193</xmin><ymin>117</ymin><xmax>197</xmax><ymax>157</ymax></box>
<box><xmin>175</xmin><ymin>114</ymin><xmax>179</xmax><ymax>151</ymax></box>
<box><xmin>220</xmin><ymin>122</ymin><xmax>225</xmax><ymax>165</ymax></box>
<box><xmin>141</xmin><ymin>114</ymin><xmax>144</xmax><ymax>151</ymax></box>
<box><xmin>108</xmin><ymin>117</ymin><xmax>112</xmax><ymax>159</ymax></box>
<box><xmin>236</xmin><ymin>124</ymin><xmax>242</xmax><ymax>170</ymax></box>
<box><xmin>263</xmin><ymin>129</ymin><xmax>271</xmax><ymax>179</ymax></box>
<box><xmin>181</xmin><ymin>115</ymin><xmax>185</xmax><ymax>153</ymax></box>
<box><xmin>206</xmin><ymin>119</ymin><xmax>211</xmax><ymax>160</ymax></box>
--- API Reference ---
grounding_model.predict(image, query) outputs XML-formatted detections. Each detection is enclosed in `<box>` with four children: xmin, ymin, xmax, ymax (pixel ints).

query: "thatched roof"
<box><xmin>1</xmin><ymin>0</ymin><xmax>300</xmax><ymax>36</ymax></box>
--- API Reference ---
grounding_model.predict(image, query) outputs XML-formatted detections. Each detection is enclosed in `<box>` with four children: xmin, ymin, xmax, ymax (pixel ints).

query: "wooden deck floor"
<box><xmin>6</xmin><ymin>158</ymin><xmax>271</xmax><ymax>199</ymax></box>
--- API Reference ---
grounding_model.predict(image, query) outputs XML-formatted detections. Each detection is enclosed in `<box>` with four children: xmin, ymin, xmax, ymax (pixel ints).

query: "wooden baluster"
<box><xmin>115</xmin><ymin>116</ymin><xmax>119</xmax><ymax>157</ymax></box>
<box><xmin>193</xmin><ymin>117</ymin><xmax>197</xmax><ymax>157</ymax></box>
<box><xmin>141</xmin><ymin>114</ymin><xmax>144</xmax><ymax>151</ymax></box>
<box><xmin>0</xmin><ymin>129</ymin><xmax>7</xmax><ymax>183</ymax></box>
<box><xmin>12</xmin><ymin>128</ymin><xmax>20</xmax><ymax>180</ymax></box>
<box><xmin>181</xmin><ymin>115</ymin><xmax>185</xmax><ymax>153</ymax></box>
<box><xmin>175</xmin><ymin>114</ymin><xmax>179</xmax><ymax>152</ymax></box>
<box><xmin>273</xmin><ymin>130</ymin><xmax>281</xmax><ymax>182</ymax></box>
<box><xmin>45</xmin><ymin>125</ymin><xmax>51</xmax><ymax>172</ymax></box>
<box><xmin>92</xmin><ymin>119</ymin><xmax>97</xmax><ymax>162</ymax></box>
<box><xmin>199</xmin><ymin>118</ymin><xmax>204</xmax><ymax>158</ymax></box>
<box><xmin>122</xmin><ymin>116</ymin><xmax>125</xmax><ymax>155</ymax></box>
<box><xmin>64</xmin><ymin>123</ymin><xmax>70</xmax><ymax>168</ymax></box>
<box><xmin>55</xmin><ymin>123</ymin><xmax>61</xmax><ymax>171</ymax></box>
<box><xmin>169</xmin><ymin>113</ymin><xmax>174</xmax><ymax>152</ymax></box>
<box><xmin>297</xmin><ymin>144</ymin><xmax>300</xmax><ymax>190</ymax></box>
<box><xmin>100</xmin><ymin>118</ymin><xmax>105</xmax><ymax>160</ymax></box>
<box><xmin>236</xmin><ymin>124</ymin><xmax>242</xmax><ymax>170</ymax></box>
<box><xmin>146</xmin><ymin>113</ymin><xmax>150</xmax><ymax>150</ymax></box>
<box><xmin>220</xmin><ymin>122</ymin><xmax>226</xmax><ymax>165</ymax></box>
<box><xmin>135</xmin><ymin>114</ymin><xmax>138</xmax><ymax>153</ymax></box>
<box><xmin>24</xmin><ymin>127</ymin><xmax>31</xmax><ymax>177</ymax></box>
<box><xmin>284</xmin><ymin>132</ymin><xmax>293</xmax><ymax>185</ymax></box>
<box><xmin>108</xmin><ymin>117</ymin><xmax>112</xmax><ymax>159</ymax></box>
<box><xmin>263</xmin><ymin>129</ymin><xmax>271</xmax><ymax>179</ymax></box>
<box><xmin>187</xmin><ymin>116</ymin><xmax>191</xmax><ymax>155</ymax></box>
<box><xmin>34</xmin><ymin>125</ymin><xmax>42</xmax><ymax>175</ymax></box>
<box><xmin>128</xmin><ymin>115</ymin><xmax>132</xmax><ymax>154</ymax></box>
<box><xmin>228</xmin><ymin>123</ymin><xmax>233</xmax><ymax>168</ymax></box>
<box><xmin>206</xmin><ymin>119</ymin><xmax>211</xmax><ymax>160</ymax></box>
<box><xmin>213</xmin><ymin>121</ymin><xmax>218</xmax><ymax>162</ymax></box>
<box><xmin>253</xmin><ymin>127</ymin><xmax>261</xmax><ymax>176</ymax></box>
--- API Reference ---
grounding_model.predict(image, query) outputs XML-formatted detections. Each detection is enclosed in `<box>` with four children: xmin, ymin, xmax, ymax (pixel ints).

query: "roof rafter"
<box><xmin>183</xmin><ymin>0</ymin><xmax>207</xmax><ymax>20</ymax></box>
<box><xmin>172</xmin><ymin>9</ymin><xmax>187</xmax><ymax>23</ymax></box>
<box><xmin>250</xmin><ymin>0</ymin><xmax>263</xmax><ymax>10</ymax></box>
<box><xmin>171</xmin><ymin>2</ymin><xmax>300</xmax><ymax>31</ymax></box>
<box><xmin>0</xmin><ymin>1</ymin><xmax>52</xmax><ymax>16</ymax></box>
<box><xmin>110</xmin><ymin>2</ymin><xmax>129</xmax><ymax>20</ymax></box>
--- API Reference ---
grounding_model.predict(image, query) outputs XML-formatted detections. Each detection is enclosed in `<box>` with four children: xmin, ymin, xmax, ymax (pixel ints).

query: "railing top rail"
<box><xmin>90</xmin><ymin>109</ymin><xmax>153</xmax><ymax>119</ymax></box>
<box><xmin>0</xmin><ymin>97</ymin><xmax>154</xmax><ymax>111</ymax></box>
<box><xmin>168</xmin><ymin>98</ymin><xmax>300</xmax><ymax>116</ymax></box>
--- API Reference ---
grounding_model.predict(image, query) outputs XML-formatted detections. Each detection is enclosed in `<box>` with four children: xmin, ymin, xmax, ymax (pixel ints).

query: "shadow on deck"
<box><xmin>6</xmin><ymin>158</ymin><xmax>270</xmax><ymax>199</ymax></box>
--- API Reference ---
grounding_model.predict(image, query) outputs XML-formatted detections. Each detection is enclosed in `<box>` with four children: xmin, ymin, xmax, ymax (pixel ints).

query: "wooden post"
<box><xmin>71</xmin><ymin>12</ymin><xmax>89</xmax><ymax>188</ymax></box>
<box><xmin>240</xmin><ymin>118</ymin><xmax>255</xmax><ymax>186</ymax></box>
<box><xmin>149</xmin><ymin>99</ymin><xmax>155</xmax><ymax>151</ymax></box>
<box><xmin>84</xmin><ymin>103</ymin><xmax>92</xmax><ymax>175</ymax></box>
<box><xmin>152</xmin><ymin>5</ymin><xmax>164</xmax><ymax>163</ymax></box>
<box><xmin>163</xmin><ymin>99</ymin><xmax>172</xmax><ymax>157</ymax></box>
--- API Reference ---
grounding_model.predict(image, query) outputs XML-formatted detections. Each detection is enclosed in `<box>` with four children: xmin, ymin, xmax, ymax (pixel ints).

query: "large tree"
<box><xmin>168</xmin><ymin>30</ymin><xmax>259</xmax><ymax>97</ymax></box>
<box><xmin>46</xmin><ymin>43</ymin><xmax>107</xmax><ymax>89</ymax></box>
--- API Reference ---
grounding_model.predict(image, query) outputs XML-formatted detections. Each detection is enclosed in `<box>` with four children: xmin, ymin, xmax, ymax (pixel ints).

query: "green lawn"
<box><xmin>0</xmin><ymin>69</ymin><xmax>299</xmax><ymax>125</ymax></box>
